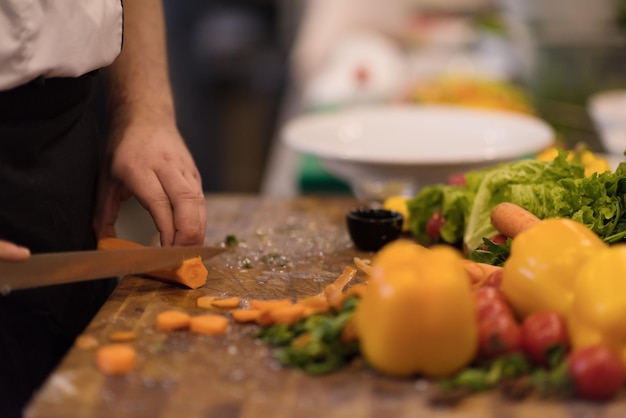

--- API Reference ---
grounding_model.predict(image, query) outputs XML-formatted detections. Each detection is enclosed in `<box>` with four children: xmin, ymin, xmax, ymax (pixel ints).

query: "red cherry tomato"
<box><xmin>474</xmin><ymin>287</ymin><xmax>521</xmax><ymax>359</ymax></box>
<box><xmin>474</xmin><ymin>287</ymin><xmax>510</xmax><ymax>320</ymax></box>
<box><xmin>425</xmin><ymin>211</ymin><xmax>445</xmax><ymax>242</ymax></box>
<box><xmin>567</xmin><ymin>345</ymin><xmax>626</xmax><ymax>400</ymax></box>
<box><xmin>478</xmin><ymin>314</ymin><xmax>522</xmax><ymax>359</ymax></box>
<box><xmin>521</xmin><ymin>311</ymin><xmax>570</xmax><ymax>367</ymax></box>
<box><xmin>489</xmin><ymin>233</ymin><xmax>508</xmax><ymax>246</ymax></box>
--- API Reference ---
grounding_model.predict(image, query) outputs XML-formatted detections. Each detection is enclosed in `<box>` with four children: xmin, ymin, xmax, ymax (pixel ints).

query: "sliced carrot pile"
<box><xmin>227</xmin><ymin>267</ymin><xmax>362</xmax><ymax>326</ymax></box>
<box><xmin>156</xmin><ymin>309</ymin><xmax>191</xmax><ymax>331</ymax></box>
<box><xmin>189</xmin><ymin>314</ymin><xmax>229</xmax><ymax>335</ymax></box>
<box><xmin>97</xmin><ymin>237</ymin><xmax>209</xmax><ymax>289</ymax></box>
<box><xmin>210</xmin><ymin>297</ymin><xmax>241</xmax><ymax>309</ymax></box>
<box><xmin>109</xmin><ymin>331</ymin><xmax>137</xmax><ymax>342</ymax></box>
<box><xmin>96</xmin><ymin>343</ymin><xmax>137</xmax><ymax>375</ymax></box>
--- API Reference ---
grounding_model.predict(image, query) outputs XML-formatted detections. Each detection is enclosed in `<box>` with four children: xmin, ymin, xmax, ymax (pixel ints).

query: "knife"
<box><xmin>0</xmin><ymin>246</ymin><xmax>225</xmax><ymax>291</ymax></box>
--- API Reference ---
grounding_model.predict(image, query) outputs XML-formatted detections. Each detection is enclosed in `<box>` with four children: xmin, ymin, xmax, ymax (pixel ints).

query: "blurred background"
<box><xmin>114</xmin><ymin>0</ymin><xmax>626</xmax><ymax>241</ymax></box>
<box><xmin>162</xmin><ymin>0</ymin><xmax>626</xmax><ymax>194</ymax></box>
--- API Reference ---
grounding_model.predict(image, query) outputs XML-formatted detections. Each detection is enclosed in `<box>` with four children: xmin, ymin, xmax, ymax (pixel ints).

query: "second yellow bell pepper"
<box><xmin>568</xmin><ymin>245</ymin><xmax>626</xmax><ymax>368</ymax></box>
<box><xmin>354</xmin><ymin>240</ymin><xmax>477</xmax><ymax>378</ymax></box>
<box><xmin>501</xmin><ymin>218</ymin><xmax>607</xmax><ymax>319</ymax></box>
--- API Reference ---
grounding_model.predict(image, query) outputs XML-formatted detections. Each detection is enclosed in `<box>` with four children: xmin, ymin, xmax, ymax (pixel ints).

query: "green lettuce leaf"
<box><xmin>407</xmin><ymin>152</ymin><xmax>626</xmax><ymax>253</ymax></box>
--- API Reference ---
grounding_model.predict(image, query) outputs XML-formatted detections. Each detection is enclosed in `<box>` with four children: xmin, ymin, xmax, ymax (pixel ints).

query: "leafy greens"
<box><xmin>407</xmin><ymin>152</ymin><xmax>626</xmax><ymax>252</ymax></box>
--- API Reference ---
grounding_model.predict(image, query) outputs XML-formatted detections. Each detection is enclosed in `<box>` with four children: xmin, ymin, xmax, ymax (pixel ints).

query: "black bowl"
<box><xmin>346</xmin><ymin>208</ymin><xmax>404</xmax><ymax>252</ymax></box>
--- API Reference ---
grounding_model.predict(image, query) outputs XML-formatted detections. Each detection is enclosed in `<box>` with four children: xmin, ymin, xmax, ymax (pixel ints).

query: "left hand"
<box><xmin>94</xmin><ymin>122</ymin><xmax>206</xmax><ymax>246</ymax></box>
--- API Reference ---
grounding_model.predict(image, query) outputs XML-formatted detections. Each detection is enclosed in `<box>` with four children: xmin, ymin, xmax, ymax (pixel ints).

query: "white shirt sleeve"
<box><xmin>0</xmin><ymin>0</ymin><xmax>123</xmax><ymax>91</ymax></box>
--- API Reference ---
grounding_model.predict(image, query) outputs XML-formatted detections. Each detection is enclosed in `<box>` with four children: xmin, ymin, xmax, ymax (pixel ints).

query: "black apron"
<box><xmin>0</xmin><ymin>75</ymin><xmax>117</xmax><ymax>418</ymax></box>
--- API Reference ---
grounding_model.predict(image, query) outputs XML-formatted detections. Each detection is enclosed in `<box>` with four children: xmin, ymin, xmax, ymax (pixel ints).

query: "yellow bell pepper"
<box><xmin>383</xmin><ymin>195</ymin><xmax>410</xmax><ymax>231</ymax></box>
<box><xmin>535</xmin><ymin>146</ymin><xmax>611</xmax><ymax>177</ymax></box>
<box><xmin>354</xmin><ymin>240</ymin><xmax>477</xmax><ymax>378</ymax></box>
<box><xmin>568</xmin><ymin>245</ymin><xmax>626</xmax><ymax>367</ymax></box>
<box><xmin>501</xmin><ymin>218</ymin><xmax>607</xmax><ymax>319</ymax></box>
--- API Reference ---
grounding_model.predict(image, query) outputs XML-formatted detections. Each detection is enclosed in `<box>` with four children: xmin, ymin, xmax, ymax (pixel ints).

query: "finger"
<box><xmin>132</xmin><ymin>177</ymin><xmax>176</xmax><ymax>247</ymax></box>
<box><xmin>0</xmin><ymin>240</ymin><xmax>30</xmax><ymax>262</ymax></box>
<box><xmin>157</xmin><ymin>169</ymin><xmax>206</xmax><ymax>246</ymax></box>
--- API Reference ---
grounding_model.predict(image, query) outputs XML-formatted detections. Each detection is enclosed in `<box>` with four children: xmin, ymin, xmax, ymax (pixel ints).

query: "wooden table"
<box><xmin>25</xmin><ymin>194</ymin><xmax>626</xmax><ymax>418</ymax></box>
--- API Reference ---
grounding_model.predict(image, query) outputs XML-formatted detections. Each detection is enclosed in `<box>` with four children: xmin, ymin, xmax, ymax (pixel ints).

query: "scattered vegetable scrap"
<box><xmin>97</xmin><ymin>237</ymin><xmax>209</xmax><ymax>289</ymax></box>
<box><xmin>96</xmin><ymin>344</ymin><xmax>137</xmax><ymax>376</ymax></box>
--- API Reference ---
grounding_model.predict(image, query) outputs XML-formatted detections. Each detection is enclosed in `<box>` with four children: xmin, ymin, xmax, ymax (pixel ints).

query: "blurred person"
<box><xmin>0</xmin><ymin>1</ymin><xmax>206</xmax><ymax>416</ymax></box>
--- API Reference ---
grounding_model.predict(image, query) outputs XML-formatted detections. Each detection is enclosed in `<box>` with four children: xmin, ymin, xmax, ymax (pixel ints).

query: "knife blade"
<box><xmin>0</xmin><ymin>246</ymin><xmax>225</xmax><ymax>291</ymax></box>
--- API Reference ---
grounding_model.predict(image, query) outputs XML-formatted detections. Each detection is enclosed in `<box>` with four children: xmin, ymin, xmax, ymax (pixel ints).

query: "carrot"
<box><xmin>268</xmin><ymin>304</ymin><xmax>306</xmax><ymax>325</ymax></box>
<box><xmin>190</xmin><ymin>314</ymin><xmax>229</xmax><ymax>335</ymax></box>
<box><xmin>96</xmin><ymin>343</ymin><xmax>137</xmax><ymax>375</ymax></box>
<box><xmin>323</xmin><ymin>266</ymin><xmax>357</xmax><ymax>307</ymax></box>
<box><xmin>353</xmin><ymin>257</ymin><xmax>373</xmax><ymax>276</ymax></box>
<box><xmin>231</xmin><ymin>309</ymin><xmax>263</xmax><ymax>323</ymax></box>
<box><xmin>75</xmin><ymin>334</ymin><xmax>100</xmax><ymax>350</ymax></box>
<box><xmin>297</xmin><ymin>295</ymin><xmax>330</xmax><ymax>314</ymax></box>
<box><xmin>197</xmin><ymin>296</ymin><xmax>216</xmax><ymax>310</ymax></box>
<box><xmin>210</xmin><ymin>297</ymin><xmax>241</xmax><ymax>309</ymax></box>
<box><xmin>490</xmin><ymin>202</ymin><xmax>540</xmax><ymax>239</ymax></box>
<box><xmin>460</xmin><ymin>260</ymin><xmax>502</xmax><ymax>289</ymax></box>
<box><xmin>97</xmin><ymin>237</ymin><xmax>209</xmax><ymax>289</ymax></box>
<box><xmin>109</xmin><ymin>331</ymin><xmax>137</xmax><ymax>342</ymax></box>
<box><xmin>343</xmin><ymin>283</ymin><xmax>368</xmax><ymax>299</ymax></box>
<box><xmin>156</xmin><ymin>309</ymin><xmax>191</xmax><ymax>331</ymax></box>
<box><xmin>249</xmin><ymin>299</ymin><xmax>292</xmax><ymax>311</ymax></box>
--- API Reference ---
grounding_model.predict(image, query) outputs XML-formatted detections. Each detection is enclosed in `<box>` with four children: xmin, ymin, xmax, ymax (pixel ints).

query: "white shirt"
<box><xmin>0</xmin><ymin>0</ymin><xmax>123</xmax><ymax>91</ymax></box>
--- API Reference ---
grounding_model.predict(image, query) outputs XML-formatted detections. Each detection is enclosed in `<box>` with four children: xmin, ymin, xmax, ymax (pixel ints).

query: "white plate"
<box><xmin>282</xmin><ymin>104</ymin><xmax>554</xmax><ymax>200</ymax></box>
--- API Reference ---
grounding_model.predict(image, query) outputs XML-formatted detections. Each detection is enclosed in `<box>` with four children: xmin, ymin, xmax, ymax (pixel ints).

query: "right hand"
<box><xmin>0</xmin><ymin>240</ymin><xmax>31</xmax><ymax>262</ymax></box>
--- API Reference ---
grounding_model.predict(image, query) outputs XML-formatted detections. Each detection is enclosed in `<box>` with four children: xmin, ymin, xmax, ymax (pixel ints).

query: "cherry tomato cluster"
<box><xmin>473</xmin><ymin>284</ymin><xmax>626</xmax><ymax>400</ymax></box>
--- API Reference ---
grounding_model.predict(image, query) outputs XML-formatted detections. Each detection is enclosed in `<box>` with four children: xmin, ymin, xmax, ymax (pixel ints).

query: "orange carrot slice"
<box><xmin>297</xmin><ymin>295</ymin><xmax>330</xmax><ymax>314</ymax></box>
<box><xmin>268</xmin><ymin>304</ymin><xmax>306</xmax><ymax>325</ymax></box>
<box><xmin>97</xmin><ymin>237</ymin><xmax>209</xmax><ymax>289</ymax></box>
<box><xmin>96</xmin><ymin>344</ymin><xmax>137</xmax><ymax>375</ymax></box>
<box><xmin>231</xmin><ymin>309</ymin><xmax>263</xmax><ymax>323</ymax></box>
<box><xmin>210</xmin><ymin>297</ymin><xmax>241</xmax><ymax>309</ymax></box>
<box><xmin>156</xmin><ymin>310</ymin><xmax>191</xmax><ymax>331</ymax></box>
<box><xmin>189</xmin><ymin>314</ymin><xmax>229</xmax><ymax>335</ymax></box>
<box><xmin>249</xmin><ymin>299</ymin><xmax>292</xmax><ymax>311</ymax></box>
<box><xmin>75</xmin><ymin>334</ymin><xmax>100</xmax><ymax>350</ymax></box>
<box><xmin>197</xmin><ymin>296</ymin><xmax>217</xmax><ymax>310</ymax></box>
<box><xmin>108</xmin><ymin>331</ymin><xmax>137</xmax><ymax>342</ymax></box>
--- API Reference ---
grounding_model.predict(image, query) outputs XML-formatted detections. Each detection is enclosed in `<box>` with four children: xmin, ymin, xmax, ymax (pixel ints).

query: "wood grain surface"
<box><xmin>25</xmin><ymin>194</ymin><xmax>626</xmax><ymax>418</ymax></box>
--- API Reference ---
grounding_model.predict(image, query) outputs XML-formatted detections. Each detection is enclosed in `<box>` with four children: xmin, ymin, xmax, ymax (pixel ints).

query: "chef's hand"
<box><xmin>93</xmin><ymin>122</ymin><xmax>207</xmax><ymax>247</ymax></box>
<box><xmin>0</xmin><ymin>240</ymin><xmax>30</xmax><ymax>262</ymax></box>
